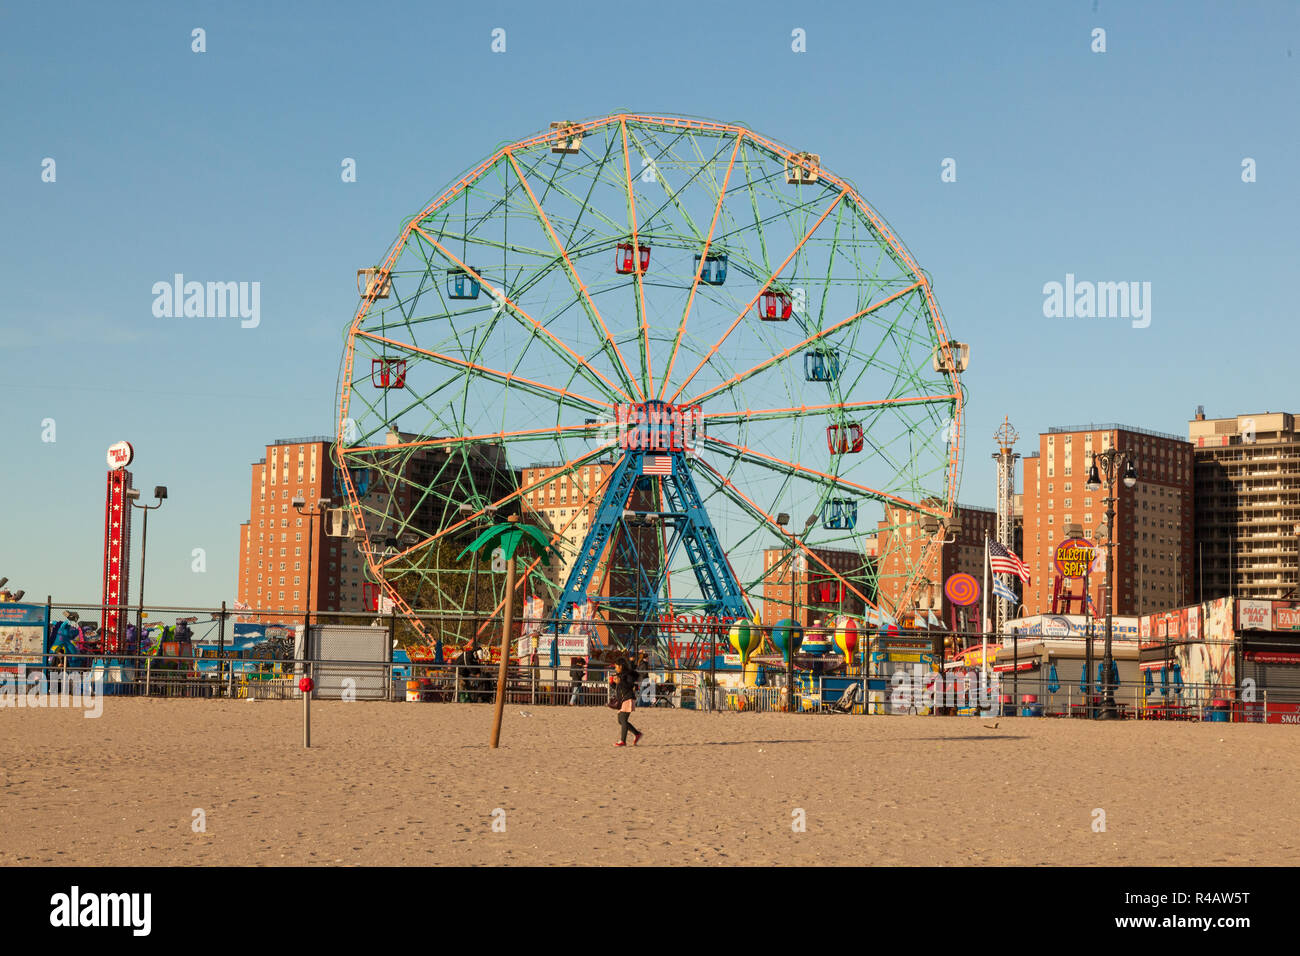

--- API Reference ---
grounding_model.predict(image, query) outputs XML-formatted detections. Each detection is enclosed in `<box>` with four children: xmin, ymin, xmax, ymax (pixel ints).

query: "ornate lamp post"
<box><xmin>1086</xmin><ymin>451</ymin><xmax>1138</xmax><ymax>719</ymax></box>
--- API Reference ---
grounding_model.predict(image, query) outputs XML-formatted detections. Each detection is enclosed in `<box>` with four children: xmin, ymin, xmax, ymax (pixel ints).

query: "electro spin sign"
<box><xmin>1054</xmin><ymin>538</ymin><xmax>1097</xmax><ymax>579</ymax></box>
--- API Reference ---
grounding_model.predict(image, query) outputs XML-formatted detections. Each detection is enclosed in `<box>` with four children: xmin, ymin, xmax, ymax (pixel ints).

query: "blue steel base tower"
<box><xmin>554</xmin><ymin>401</ymin><xmax>751</xmax><ymax>656</ymax></box>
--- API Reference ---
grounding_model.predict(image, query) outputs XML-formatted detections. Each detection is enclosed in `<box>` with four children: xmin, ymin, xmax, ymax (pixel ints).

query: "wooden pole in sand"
<box><xmin>303</xmin><ymin>659</ymin><xmax>311</xmax><ymax>749</ymax></box>
<box><xmin>490</xmin><ymin>520</ymin><xmax>518</xmax><ymax>749</ymax></box>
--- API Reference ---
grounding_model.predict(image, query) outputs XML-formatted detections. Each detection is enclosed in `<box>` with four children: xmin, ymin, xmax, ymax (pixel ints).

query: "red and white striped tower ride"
<box><xmin>102</xmin><ymin>441</ymin><xmax>135</xmax><ymax>654</ymax></box>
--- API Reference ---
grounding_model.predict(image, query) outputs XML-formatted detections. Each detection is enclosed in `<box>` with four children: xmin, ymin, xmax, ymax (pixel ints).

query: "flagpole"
<box><xmin>982</xmin><ymin>533</ymin><xmax>990</xmax><ymax>684</ymax></box>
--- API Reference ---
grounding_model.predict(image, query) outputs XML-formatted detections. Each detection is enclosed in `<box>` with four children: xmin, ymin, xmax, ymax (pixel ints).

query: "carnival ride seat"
<box><xmin>825</xmin><ymin>682</ymin><xmax>861</xmax><ymax>714</ymax></box>
<box><xmin>694</xmin><ymin>252</ymin><xmax>727</xmax><ymax>286</ymax></box>
<box><xmin>651</xmin><ymin>681</ymin><xmax>676</xmax><ymax>707</ymax></box>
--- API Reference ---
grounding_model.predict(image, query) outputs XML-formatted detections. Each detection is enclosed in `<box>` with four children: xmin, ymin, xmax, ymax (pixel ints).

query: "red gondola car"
<box><xmin>827</xmin><ymin>423</ymin><xmax>864</xmax><ymax>454</ymax></box>
<box><xmin>371</xmin><ymin>357</ymin><xmax>407</xmax><ymax>389</ymax></box>
<box><xmin>758</xmin><ymin>288</ymin><xmax>792</xmax><ymax>321</ymax></box>
<box><xmin>616</xmin><ymin>242</ymin><xmax>651</xmax><ymax>274</ymax></box>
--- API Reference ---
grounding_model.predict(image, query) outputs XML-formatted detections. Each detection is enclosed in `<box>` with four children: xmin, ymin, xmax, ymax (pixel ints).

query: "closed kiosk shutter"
<box><xmin>1254</xmin><ymin>662</ymin><xmax>1300</xmax><ymax>697</ymax></box>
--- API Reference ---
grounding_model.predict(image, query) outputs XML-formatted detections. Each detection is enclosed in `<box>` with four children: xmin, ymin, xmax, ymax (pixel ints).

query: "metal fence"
<box><xmin>7</xmin><ymin>654</ymin><xmax>1300</xmax><ymax>722</ymax></box>
<box><xmin>9</xmin><ymin>596</ymin><xmax>1300</xmax><ymax>721</ymax></box>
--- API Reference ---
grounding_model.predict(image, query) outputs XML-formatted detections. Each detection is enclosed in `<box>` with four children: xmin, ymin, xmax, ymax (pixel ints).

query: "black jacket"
<box><xmin>612</xmin><ymin>668</ymin><xmax>639</xmax><ymax>704</ymax></box>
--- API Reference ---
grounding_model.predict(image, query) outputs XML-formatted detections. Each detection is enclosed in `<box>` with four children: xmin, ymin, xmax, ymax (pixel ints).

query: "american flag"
<box><xmin>642</xmin><ymin>455</ymin><xmax>672</xmax><ymax>476</ymax></box>
<box><xmin>988</xmin><ymin>539</ymin><xmax>1031</xmax><ymax>585</ymax></box>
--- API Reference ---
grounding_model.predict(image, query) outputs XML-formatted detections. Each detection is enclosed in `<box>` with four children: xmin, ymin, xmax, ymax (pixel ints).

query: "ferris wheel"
<box><xmin>336</xmin><ymin>113</ymin><xmax>964</xmax><ymax>648</ymax></box>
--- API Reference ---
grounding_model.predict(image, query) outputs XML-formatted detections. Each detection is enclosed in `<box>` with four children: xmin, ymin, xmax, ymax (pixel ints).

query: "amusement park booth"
<box><xmin>0</xmin><ymin>601</ymin><xmax>51</xmax><ymax>674</ymax></box>
<box><xmin>1235</xmin><ymin>599</ymin><xmax>1300</xmax><ymax>721</ymax></box>
<box><xmin>996</xmin><ymin>614</ymin><xmax>1142</xmax><ymax>716</ymax></box>
<box><xmin>1139</xmin><ymin>597</ymin><xmax>1300</xmax><ymax>723</ymax></box>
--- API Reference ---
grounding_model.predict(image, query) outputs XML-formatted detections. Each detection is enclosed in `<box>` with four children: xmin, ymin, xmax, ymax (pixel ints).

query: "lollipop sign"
<box><xmin>944</xmin><ymin>573</ymin><xmax>980</xmax><ymax>607</ymax></box>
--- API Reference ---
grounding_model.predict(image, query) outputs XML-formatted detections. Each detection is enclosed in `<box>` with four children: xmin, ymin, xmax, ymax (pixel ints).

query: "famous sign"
<box><xmin>1238</xmin><ymin>599</ymin><xmax>1300</xmax><ymax>632</ymax></box>
<box><xmin>614</xmin><ymin>401</ymin><xmax>704</xmax><ymax>453</ymax></box>
<box><xmin>106</xmin><ymin>440</ymin><xmax>135</xmax><ymax>471</ymax></box>
<box><xmin>1054</xmin><ymin>538</ymin><xmax>1097</xmax><ymax>579</ymax></box>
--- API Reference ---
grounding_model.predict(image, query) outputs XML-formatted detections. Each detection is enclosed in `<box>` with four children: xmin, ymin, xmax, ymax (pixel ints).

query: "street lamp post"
<box><xmin>459</xmin><ymin>503</ymin><xmax>498</xmax><ymax>650</ymax></box>
<box><xmin>1086</xmin><ymin>450</ymin><xmax>1138</xmax><ymax>720</ymax></box>
<box><xmin>127</xmin><ymin>486</ymin><xmax>167</xmax><ymax>638</ymax></box>
<box><xmin>292</xmin><ymin>495</ymin><xmax>331</xmax><ymax>639</ymax></box>
<box><xmin>920</xmin><ymin>510</ymin><xmax>960</xmax><ymax>713</ymax></box>
<box><xmin>774</xmin><ymin>515</ymin><xmax>816</xmax><ymax>712</ymax></box>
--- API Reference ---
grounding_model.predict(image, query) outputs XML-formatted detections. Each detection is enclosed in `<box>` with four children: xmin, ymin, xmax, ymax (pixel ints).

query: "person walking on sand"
<box><xmin>610</xmin><ymin>657</ymin><xmax>644</xmax><ymax>747</ymax></box>
<box><xmin>568</xmin><ymin>655</ymin><xmax>587</xmax><ymax>706</ymax></box>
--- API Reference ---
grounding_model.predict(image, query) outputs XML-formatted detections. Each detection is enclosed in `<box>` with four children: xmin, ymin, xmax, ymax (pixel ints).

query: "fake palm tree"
<box><xmin>457</xmin><ymin>515</ymin><xmax>557</xmax><ymax>748</ymax></box>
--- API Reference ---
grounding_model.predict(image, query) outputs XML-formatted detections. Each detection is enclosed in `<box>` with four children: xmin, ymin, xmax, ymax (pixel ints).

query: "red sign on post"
<box><xmin>101</xmin><ymin>468</ymin><xmax>133</xmax><ymax>654</ymax></box>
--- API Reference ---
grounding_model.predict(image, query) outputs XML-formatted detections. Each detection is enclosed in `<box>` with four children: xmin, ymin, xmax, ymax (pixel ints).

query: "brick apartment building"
<box><xmin>1190</xmin><ymin>410</ymin><xmax>1300</xmax><ymax>601</ymax></box>
<box><xmin>1021</xmin><ymin>424</ymin><xmax>1193</xmax><ymax>617</ymax></box>
<box><xmin>518</xmin><ymin>461</ymin><xmax>658</xmax><ymax>639</ymax></box>
<box><xmin>875</xmin><ymin>503</ymin><xmax>997</xmax><ymax>628</ymax></box>
<box><xmin>760</xmin><ymin>545</ymin><xmax>870</xmax><ymax>629</ymax></box>
<box><xmin>235</xmin><ymin>436</ymin><xmax>343</xmax><ymax>622</ymax></box>
<box><xmin>236</xmin><ymin>431</ymin><xmax>517</xmax><ymax>622</ymax></box>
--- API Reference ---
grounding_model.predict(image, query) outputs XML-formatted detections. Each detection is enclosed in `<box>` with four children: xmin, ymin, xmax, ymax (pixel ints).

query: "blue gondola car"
<box><xmin>446</xmin><ymin>268</ymin><xmax>481</xmax><ymax>300</ymax></box>
<box><xmin>823</xmin><ymin>498</ymin><xmax>857</xmax><ymax>530</ymax></box>
<box><xmin>694</xmin><ymin>252</ymin><xmax>728</xmax><ymax>286</ymax></box>
<box><xmin>804</xmin><ymin>349</ymin><xmax>841</xmax><ymax>382</ymax></box>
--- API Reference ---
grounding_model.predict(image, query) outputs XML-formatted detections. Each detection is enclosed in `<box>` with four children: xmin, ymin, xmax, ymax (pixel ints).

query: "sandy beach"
<box><xmin>1</xmin><ymin>699</ymin><xmax>1296</xmax><ymax>866</ymax></box>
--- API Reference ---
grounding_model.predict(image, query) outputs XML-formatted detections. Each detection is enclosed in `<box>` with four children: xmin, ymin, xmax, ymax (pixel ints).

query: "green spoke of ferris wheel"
<box><xmin>699</xmin><ymin>393</ymin><xmax>959</xmax><ymax>427</ymax></box>
<box><xmin>347</xmin><ymin>422</ymin><xmax>605</xmax><ymax>458</ymax></box>
<box><xmin>690</xmin><ymin>457</ymin><xmax>883</xmax><ymax>613</ymax></box>
<box><xmin>617</xmin><ymin>118</ymin><xmax>653</xmax><ymax>398</ymax></box>
<box><xmin>699</xmin><ymin>434</ymin><xmax>941</xmax><ymax>520</ymax></box>
<box><xmin>626</xmin><ymin>125</ymin><xmax>735</xmax><ymax>246</ymax></box>
<box><xmin>504</xmin><ymin>150</ymin><xmax>643</xmax><ymax>402</ymax></box>
<box><xmin>370</xmin><ymin>440</ymin><xmax>620</xmax><ymax>573</ymax></box>
<box><xmin>665</xmin><ymin>187</ymin><xmax>849</xmax><ymax>405</ymax></box>
<box><xmin>739</xmin><ymin>139</ymin><xmax>777</xmax><ymax>271</ymax></box>
<box><xmin>352</xmin><ymin>326</ymin><xmax>610</xmax><ymax>422</ymax></box>
<box><xmin>466</xmin><ymin>147</ymin><xmax>649</xmax><ymax>399</ymax></box>
<box><xmin>407</xmin><ymin>224</ymin><xmax>632</xmax><ymax>406</ymax></box>
<box><xmin>353</xmin><ymin>329</ymin><xmax>611</xmax><ymax>417</ymax></box>
<box><xmin>681</xmin><ymin>279</ymin><xmax>924</xmax><ymax>409</ymax></box>
<box><xmin>654</xmin><ymin>133</ymin><xmax>742</xmax><ymax>399</ymax></box>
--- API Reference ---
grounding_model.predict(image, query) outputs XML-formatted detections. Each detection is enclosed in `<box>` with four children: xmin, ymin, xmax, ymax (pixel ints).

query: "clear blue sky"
<box><xmin>2</xmin><ymin>0</ymin><xmax>1297</xmax><ymax>607</ymax></box>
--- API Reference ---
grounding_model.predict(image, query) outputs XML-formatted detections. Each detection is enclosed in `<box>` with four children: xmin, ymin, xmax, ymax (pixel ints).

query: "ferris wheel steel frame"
<box><xmin>335</xmin><ymin>113</ymin><xmax>965</xmax><ymax>649</ymax></box>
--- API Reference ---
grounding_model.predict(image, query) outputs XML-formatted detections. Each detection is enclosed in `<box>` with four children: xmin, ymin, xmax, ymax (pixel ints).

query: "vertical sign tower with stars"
<box><xmin>102</xmin><ymin>441</ymin><xmax>135</xmax><ymax>654</ymax></box>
